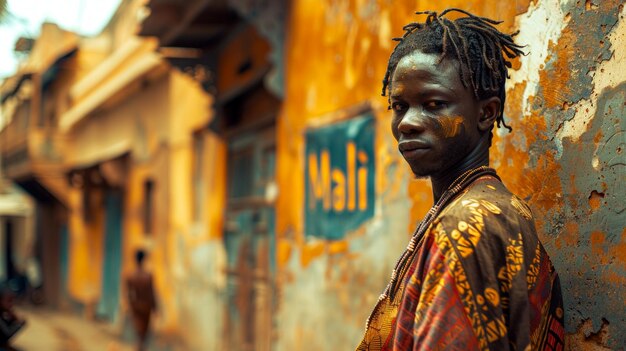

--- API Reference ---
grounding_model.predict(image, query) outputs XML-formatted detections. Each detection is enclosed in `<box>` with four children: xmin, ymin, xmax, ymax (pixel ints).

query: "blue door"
<box><xmin>97</xmin><ymin>190</ymin><xmax>123</xmax><ymax>321</ymax></box>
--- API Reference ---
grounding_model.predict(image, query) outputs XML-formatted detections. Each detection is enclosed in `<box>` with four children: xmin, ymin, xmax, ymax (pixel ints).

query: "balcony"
<box><xmin>1</xmin><ymin>82</ymin><xmax>68</xmax><ymax>205</ymax></box>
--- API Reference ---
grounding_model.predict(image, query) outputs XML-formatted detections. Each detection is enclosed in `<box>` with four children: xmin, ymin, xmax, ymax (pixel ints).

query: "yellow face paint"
<box><xmin>436</xmin><ymin>116</ymin><xmax>464</xmax><ymax>138</ymax></box>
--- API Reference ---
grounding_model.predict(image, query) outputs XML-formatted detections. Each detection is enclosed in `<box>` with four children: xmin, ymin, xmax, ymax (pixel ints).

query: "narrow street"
<box><xmin>10</xmin><ymin>307</ymin><xmax>134</xmax><ymax>351</ymax></box>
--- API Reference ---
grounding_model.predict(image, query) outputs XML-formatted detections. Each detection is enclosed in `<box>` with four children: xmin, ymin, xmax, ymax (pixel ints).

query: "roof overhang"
<box><xmin>139</xmin><ymin>0</ymin><xmax>239</xmax><ymax>48</ymax></box>
<box><xmin>59</xmin><ymin>38</ymin><xmax>166</xmax><ymax>132</ymax></box>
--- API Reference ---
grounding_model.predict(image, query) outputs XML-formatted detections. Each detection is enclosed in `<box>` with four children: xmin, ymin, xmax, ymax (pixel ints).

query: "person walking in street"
<box><xmin>0</xmin><ymin>288</ymin><xmax>26</xmax><ymax>351</ymax></box>
<box><xmin>126</xmin><ymin>249</ymin><xmax>157</xmax><ymax>351</ymax></box>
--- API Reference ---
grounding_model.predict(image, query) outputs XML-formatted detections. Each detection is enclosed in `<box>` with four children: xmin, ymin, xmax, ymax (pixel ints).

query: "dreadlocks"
<box><xmin>382</xmin><ymin>8</ymin><xmax>525</xmax><ymax>132</ymax></box>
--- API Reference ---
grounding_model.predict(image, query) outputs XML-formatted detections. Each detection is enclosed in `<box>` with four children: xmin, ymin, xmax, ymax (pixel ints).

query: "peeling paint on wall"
<box><xmin>495</xmin><ymin>1</ymin><xmax>626</xmax><ymax>348</ymax></box>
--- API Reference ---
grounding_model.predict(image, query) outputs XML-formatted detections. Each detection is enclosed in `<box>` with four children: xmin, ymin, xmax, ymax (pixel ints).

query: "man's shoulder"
<box><xmin>443</xmin><ymin>176</ymin><xmax>533</xmax><ymax>223</ymax></box>
<box><xmin>430</xmin><ymin>176</ymin><xmax>541</xmax><ymax>266</ymax></box>
<box><xmin>433</xmin><ymin>176</ymin><xmax>537</xmax><ymax>247</ymax></box>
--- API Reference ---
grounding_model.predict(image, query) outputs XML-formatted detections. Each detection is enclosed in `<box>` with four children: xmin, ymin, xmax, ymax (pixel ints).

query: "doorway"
<box><xmin>224</xmin><ymin>126</ymin><xmax>276</xmax><ymax>351</ymax></box>
<box><xmin>96</xmin><ymin>189</ymin><xmax>124</xmax><ymax>321</ymax></box>
<box><xmin>3</xmin><ymin>219</ymin><xmax>17</xmax><ymax>287</ymax></box>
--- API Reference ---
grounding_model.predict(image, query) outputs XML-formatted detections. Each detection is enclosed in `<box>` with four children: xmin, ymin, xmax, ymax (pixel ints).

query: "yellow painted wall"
<box><xmin>162</xmin><ymin>71</ymin><xmax>228</xmax><ymax>349</ymax></box>
<box><xmin>276</xmin><ymin>0</ymin><xmax>530</xmax><ymax>255</ymax></box>
<box><xmin>67</xmin><ymin>186</ymin><xmax>105</xmax><ymax>304</ymax></box>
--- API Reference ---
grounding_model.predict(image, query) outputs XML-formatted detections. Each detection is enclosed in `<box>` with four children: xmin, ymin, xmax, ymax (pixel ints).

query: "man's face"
<box><xmin>390</xmin><ymin>50</ymin><xmax>484</xmax><ymax>178</ymax></box>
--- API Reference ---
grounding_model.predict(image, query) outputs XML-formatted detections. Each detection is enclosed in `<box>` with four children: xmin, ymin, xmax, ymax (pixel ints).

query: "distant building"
<box><xmin>0</xmin><ymin>22</ymin><xmax>76</xmax><ymax>307</ymax></box>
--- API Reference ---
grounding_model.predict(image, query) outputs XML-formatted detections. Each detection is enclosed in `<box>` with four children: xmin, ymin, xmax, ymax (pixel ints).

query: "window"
<box><xmin>143</xmin><ymin>179</ymin><xmax>154</xmax><ymax>235</ymax></box>
<box><xmin>228</xmin><ymin>146</ymin><xmax>254</xmax><ymax>199</ymax></box>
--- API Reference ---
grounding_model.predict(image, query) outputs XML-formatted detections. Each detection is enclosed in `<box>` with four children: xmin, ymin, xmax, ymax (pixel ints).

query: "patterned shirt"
<box><xmin>357</xmin><ymin>176</ymin><xmax>564</xmax><ymax>351</ymax></box>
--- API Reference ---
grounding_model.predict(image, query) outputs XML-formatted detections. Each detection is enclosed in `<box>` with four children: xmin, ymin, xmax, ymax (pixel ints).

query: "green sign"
<box><xmin>305</xmin><ymin>113</ymin><xmax>375</xmax><ymax>240</ymax></box>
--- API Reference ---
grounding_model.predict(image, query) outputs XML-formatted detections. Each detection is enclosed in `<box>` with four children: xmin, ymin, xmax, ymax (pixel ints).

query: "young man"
<box><xmin>357</xmin><ymin>9</ymin><xmax>564</xmax><ymax>351</ymax></box>
<box><xmin>126</xmin><ymin>249</ymin><xmax>157</xmax><ymax>351</ymax></box>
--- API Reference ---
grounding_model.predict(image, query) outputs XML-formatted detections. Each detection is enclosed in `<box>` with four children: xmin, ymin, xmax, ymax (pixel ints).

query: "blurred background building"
<box><xmin>0</xmin><ymin>0</ymin><xmax>624</xmax><ymax>350</ymax></box>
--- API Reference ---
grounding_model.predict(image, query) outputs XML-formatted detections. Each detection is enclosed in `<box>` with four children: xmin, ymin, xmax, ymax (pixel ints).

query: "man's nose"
<box><xmin>397</xmin><ymin>107</ymin><xmax>426</xmax><ymax>135</ymax></box>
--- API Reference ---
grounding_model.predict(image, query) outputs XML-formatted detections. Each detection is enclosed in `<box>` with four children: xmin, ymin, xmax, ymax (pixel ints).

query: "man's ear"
<box><xmin>478</xmin><ymin>96</ymin><xmax>501</xmax><ymax>132</ymax></box>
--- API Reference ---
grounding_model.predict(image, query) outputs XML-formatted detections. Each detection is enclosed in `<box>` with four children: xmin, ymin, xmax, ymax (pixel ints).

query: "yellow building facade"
<box><xmin>57</xmin><ymin>1</ymin><xmax>227</xmax><ymax>348</ymax></box>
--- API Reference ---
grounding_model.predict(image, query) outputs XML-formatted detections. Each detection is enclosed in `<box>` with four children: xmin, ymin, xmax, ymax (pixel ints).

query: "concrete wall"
<box><xmin>276</xmin><ymin>0</ymin><xmax>625</xmax><ymax>350</ymax></box>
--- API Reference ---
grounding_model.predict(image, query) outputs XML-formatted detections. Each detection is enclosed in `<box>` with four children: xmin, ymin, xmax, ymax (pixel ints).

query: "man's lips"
<box><xmin>398</xmin><ymin>140</ymin><xmax>429</xmax><ymax>152</ymax></box>
<box><xmin>398</xmin><ymin>140</ymin><xmax>430</xmax><ymax>159</ymax></box>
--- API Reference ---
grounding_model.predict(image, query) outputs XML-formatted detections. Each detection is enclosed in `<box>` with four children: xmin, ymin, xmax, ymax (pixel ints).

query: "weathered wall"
<box><xmin>495</xmin><ymin>1</ymin><xmax>626</xmax><ymax>349</ymax></box>
<box><xmin>161</xmin><ymin>70</ymin><xmax>226</xmax><ymax>350</ymax></box>
<box><xmin>277</xmin><ymin>0</ymin><xmax>625</xmax><ymax>350</ymax></box>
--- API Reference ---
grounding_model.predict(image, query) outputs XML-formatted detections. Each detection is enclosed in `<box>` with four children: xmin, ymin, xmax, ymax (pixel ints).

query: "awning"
<box><xmin>0</xmin><ymin>192</ymin><xmax>33</xmax><ymax>216</ymax></box>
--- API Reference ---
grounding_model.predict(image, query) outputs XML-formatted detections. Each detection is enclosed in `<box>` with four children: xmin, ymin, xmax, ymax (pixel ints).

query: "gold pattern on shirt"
<box><xmin>527</xmin><ymin>243</ymin><xmax>542</xmax><ymax>289</ymax></box>
<box><xmin>484</xmin><ymin>287</ymin><xmax>500</xmax><ymax>307</ymax></box>
<box><xmin>485</xmin><ymin>315</ymin><xmax>508</xmax><ymax>343</ymax></box>
<box><xmin>356</xmin><ymin>290</ymin><xmax>404</xmax><ymax>351</ymax></box>
<box><xmin>435</xmin><ymin>222</ymin><xmax>491</xmax><ymax>351</ymax></box>
<box><xmin>359</xmin><ymin>187</ymin><xmax>540</xmax><ymax>351</ymax></box>
<box><xmin>511</xmin><ymin>195</ymin><xmax>533</xmax><ymax>220</ymax></box>
<box><xmin>414</xmin><ymin>259</ymin><xmax>446</xmax><ymax>322</ymax></box>
<box><xmin>451</xmin><ymin>199</ymin><xmax>500</xmax><ymax>258</ymax></box>
<box><xmin>498</xmin><ymin>233</ymin><xmax>525</xmax><ymax>294</ymax></box>
<box><xmin>475</xmin><ymin>289</ymin><xmax>507</xmax><ymax>342</ymax></box>
<box><xmin>433</xmin><ymin>198</ymin><xmax>511</xmax><ymax>350</ymax></box>
<box><xmin>480</xmin><ymin>199</ymin><xmax>502</xmax><ymax>214</ymax></box>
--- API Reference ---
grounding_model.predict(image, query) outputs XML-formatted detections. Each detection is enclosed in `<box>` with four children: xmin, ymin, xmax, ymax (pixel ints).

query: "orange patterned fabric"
<box><xmin>357</xmin><ymin>177</ymin><xmax>564</xmax><ymax>351</ymax></box>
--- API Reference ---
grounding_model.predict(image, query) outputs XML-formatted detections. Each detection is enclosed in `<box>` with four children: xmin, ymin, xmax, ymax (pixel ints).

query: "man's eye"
<box><xmin>424</xmin><ymin>101</ymin><xmax>447</xmax><ymax>109</ymax></box>
<box><xmin>391</xmin><ymin>102</ymin><xmax>407</xmax><ymax>112</ymax></box>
